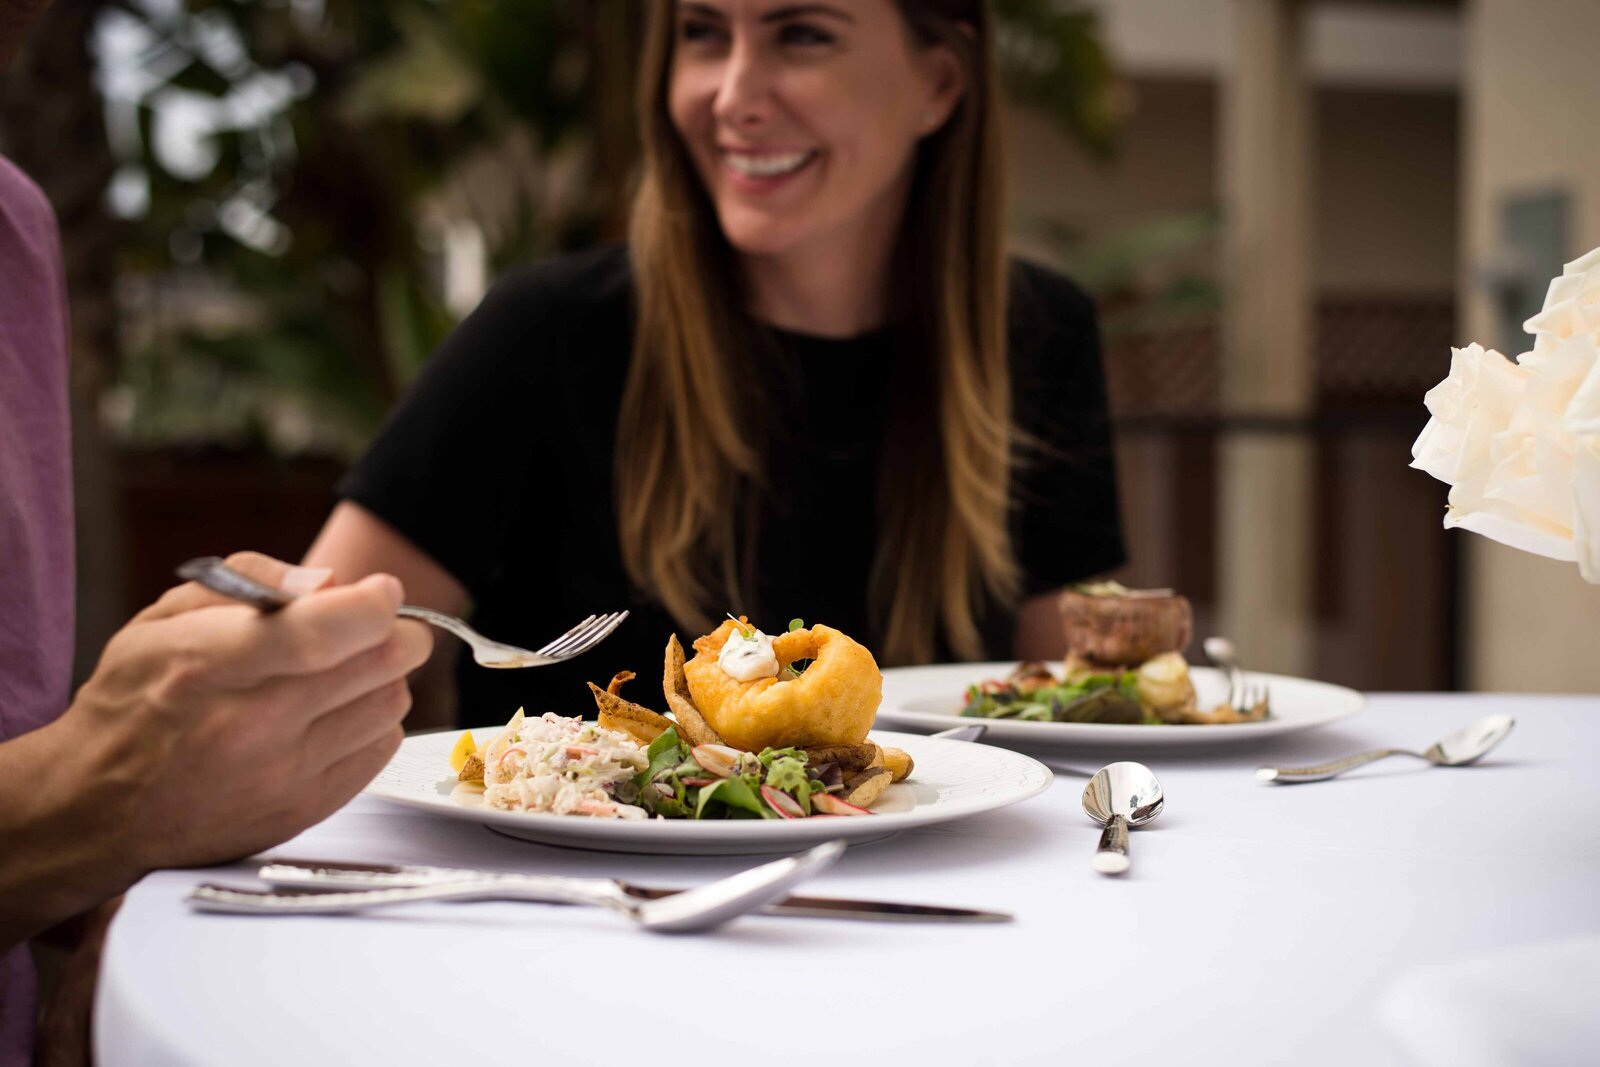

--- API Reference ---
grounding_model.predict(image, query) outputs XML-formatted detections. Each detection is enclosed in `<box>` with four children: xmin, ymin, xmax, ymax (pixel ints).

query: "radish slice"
<box><xmin>691</xmin><ymin>744</ymin><xmax>745</xmax><ymax>779</ymax></box>
<box><xmin>812</xmin><ymin>794</ymin><xmax>872</xmax><ymax>816</ymax></box>
<box><xmin>761</xmin><ymin>785</ymin><xmax>804</xmax><ymax>819</ymax></box>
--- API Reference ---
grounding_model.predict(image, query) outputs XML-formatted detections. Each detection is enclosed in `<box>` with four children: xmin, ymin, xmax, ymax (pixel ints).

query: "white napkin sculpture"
<box><xmin>1411</xmin><ymin>247</ymin><xmax>1600</xmax><ymax>581</ymax></box>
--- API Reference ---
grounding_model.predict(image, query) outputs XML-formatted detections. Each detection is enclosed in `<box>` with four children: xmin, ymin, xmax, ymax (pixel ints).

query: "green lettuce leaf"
<box><xmin>694</xmin><ymin>776</ymin><xmax>773</xmax><ymax>820</ymax></box>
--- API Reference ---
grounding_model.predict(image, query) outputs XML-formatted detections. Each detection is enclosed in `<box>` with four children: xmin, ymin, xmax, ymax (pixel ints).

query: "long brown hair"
<box><xmin>617</xmin><ymin>0</ymin><xmax>1017</xmax><ymax>665</ymax></box>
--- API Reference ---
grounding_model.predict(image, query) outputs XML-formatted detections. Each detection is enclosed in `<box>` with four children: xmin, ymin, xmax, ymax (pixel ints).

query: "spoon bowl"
<box><xmin>1427</xmin><ymin>714</ymin><xmax>1515</xmax><ymax>766</ymax></box>
<box><xmin>1082</xmin><ymin>762</ymin><xmax>1165</xmax><ymax>875</ymax></box>
<box><xmin>1201</xmin><ymin>636</ymin><xmax>1238</xmax><ymax>670</ymax></box>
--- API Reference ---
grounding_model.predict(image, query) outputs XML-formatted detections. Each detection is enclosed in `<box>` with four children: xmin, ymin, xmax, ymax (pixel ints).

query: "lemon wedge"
<box><xmin>447</xmin><ymin>729</ymin><xmax>478</xmax><ymax>773</ymax></box>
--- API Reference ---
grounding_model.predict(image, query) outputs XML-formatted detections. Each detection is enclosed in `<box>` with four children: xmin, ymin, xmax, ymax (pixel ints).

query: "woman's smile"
<box><xmin>719</xmin><ymin>145</ymin><xmax>820</xmax><ymax>193</ymax></box>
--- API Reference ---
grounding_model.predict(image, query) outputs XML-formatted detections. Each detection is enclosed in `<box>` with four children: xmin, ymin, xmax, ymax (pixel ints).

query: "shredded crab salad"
<box><xmin>482</xmin><ymin>710</ymin><xmax>649</xmax><ymax>820</ymax></box>
<box><xmin>461</xmin><ymin>707</ymin><xmax>880</xmax><ymax>821</ymax></box>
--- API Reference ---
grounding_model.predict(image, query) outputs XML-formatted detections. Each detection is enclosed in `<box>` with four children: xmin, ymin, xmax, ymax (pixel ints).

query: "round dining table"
<box><xmin>95</xmin><ymin>693</ymin><xmax>1600</xmax><ymax>1066</ymax></box>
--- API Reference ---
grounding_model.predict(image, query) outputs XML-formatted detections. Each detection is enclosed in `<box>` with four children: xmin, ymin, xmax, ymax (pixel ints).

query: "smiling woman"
<box><xmin>307</xmin><ymin>0</ymin><xmax>1126</xmax><ymax>724</ymax></box>
<box><xmin>666</xmin><ymin>1</ymin><xmax>962</xmax><ymax>288</ymax></box>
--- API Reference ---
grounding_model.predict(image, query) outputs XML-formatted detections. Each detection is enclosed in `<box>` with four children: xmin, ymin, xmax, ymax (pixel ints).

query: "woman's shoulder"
<box><xmin>1006</xmin><ymin>256</ymin><xmax>1102</xmax><ymax>390</ymax></box>
<box><xmin>1007</xmin><ymin>255</ymin><xmax>1097</xmax><ymax>338</ymax></box>
<box><xmin>431</xmin><ymin>243</ymin><xmax>634</xmax><ymax>386</ymax></box>
<box><xmin>482</xmin><ymin>242</ymin><xmax>634</xmax><ymax>325</ymax></box>
<box><xmin>400</xmin><ymin>243</ymin><xmax>634</xmax><ymax>401</ymax></box>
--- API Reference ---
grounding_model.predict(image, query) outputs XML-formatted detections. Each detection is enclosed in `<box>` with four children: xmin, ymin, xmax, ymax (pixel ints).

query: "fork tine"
<box><xmin>539</xmin><ymin>612</ymin><xmax>629</xmax><ymax>661</ymax></box>
<box><xmin>537</xmin><ymin>618</ymin><xmax>603</xmax><ymax>659</ymax></box>
<box><xmin>557</xmin><ymin>612</ymin><xmax>628</xmax><ymax>659</ymax></box>
<box><xmin>533</xmin><ymin>615</ymin><xmax>600</xmax><ymax>657</ymax></box>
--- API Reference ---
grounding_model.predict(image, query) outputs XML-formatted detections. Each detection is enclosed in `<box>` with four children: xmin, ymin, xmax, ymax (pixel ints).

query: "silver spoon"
<box><xmin>1255</xmin><ymin>715</ymin><xmax>1515</xmax><ymax>784</ymax></box>
<box><xmin>1082</xmin><ymin>762</ymin><xmax>1165</xmax><ymax>875</ymax></box>
<box><xmin>188</xmin><ymin>840</ymin><xmax>846</xmax><ymax>934</ymax></box>
<box><xmin>1203</xmin><ymin>636</ymin><xmax>1251</xmax><ymax>710</ymax></box>
<box><xmin>1202</xmin><ymin>635</ymin><xmax>1242</xmax><ymax>684</ymax></box>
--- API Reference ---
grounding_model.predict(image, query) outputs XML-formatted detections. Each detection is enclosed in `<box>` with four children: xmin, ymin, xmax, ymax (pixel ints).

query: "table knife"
<box><xmin>257</xmin><ymin>857</ymin><xmax>1008</xmax><ymax>923</ymax></box>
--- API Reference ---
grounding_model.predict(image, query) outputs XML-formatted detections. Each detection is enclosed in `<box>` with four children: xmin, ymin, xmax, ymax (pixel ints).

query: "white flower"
<box><xmin>1414</xmin><ymin>247</ymin><xmax>1600</xmax><ymax>581</ymax></box>
<box><xmin>1411</xmin><ymin>342</ymin><xmax>1494</xmax><ymax>484</ymax></box>
<box><xmin>1575</xmin><ymin>434</ymin><xmax>1600</xmax><ymax>582</ymax></box>
<box><xmin>1523</xmin><ymin>246</ymin><xmax>1600</xmax><ymax>364</ymax></box>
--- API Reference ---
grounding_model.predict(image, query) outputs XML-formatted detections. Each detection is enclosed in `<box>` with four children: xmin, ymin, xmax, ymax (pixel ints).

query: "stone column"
<box><xmin>1218</xmin><ymin>0</ymin><xmax>1315</xmax><ymax>675</ymax></box>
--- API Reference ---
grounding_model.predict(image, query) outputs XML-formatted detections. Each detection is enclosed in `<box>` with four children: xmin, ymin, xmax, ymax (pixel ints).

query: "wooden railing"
<box><xmin>1102</xmin><ymin>293</ymin><xmax>1460</xmax><ymax>691</ymax></box>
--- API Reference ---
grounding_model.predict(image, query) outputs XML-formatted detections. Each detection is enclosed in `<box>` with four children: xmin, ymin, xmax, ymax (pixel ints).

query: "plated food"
<box><xmin>446</xmin><ymin>617</ymin><xmax>913</xmax><ymax>822</ymax></box>
<box><xmin>963</xmin><ymin>583</ymin><xmax>1267</xmax><ymax>726</ymax></box>
<box><xmin>372</xmin><ymin>726</ymin><xmax>1050</xmax><ymax>855</ymax></box>
<box><xmin>874</xmin><ymin>662</ymin><xmax>1366</xmax><ymax>750</ymax></box>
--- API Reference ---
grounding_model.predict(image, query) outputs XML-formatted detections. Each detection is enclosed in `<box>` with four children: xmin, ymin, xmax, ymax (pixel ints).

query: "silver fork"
<box><xmin>1203</xmin><ymin>635</ymin><xmax>1268</xmax><ymax>716</ymax></box>
<box><xmin>187</xmin><ymin>840</ymin><xmax>846</xmax><ymax>933</ymax></box>
<box><xmin>176</xmin><ymin>556</ymin><xmax>627</xmax><ymax>669</ymax></box>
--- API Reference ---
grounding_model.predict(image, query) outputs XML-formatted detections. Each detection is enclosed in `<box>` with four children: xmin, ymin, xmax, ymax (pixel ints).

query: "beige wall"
<box><xmin>1315</xmin><ymin>89</ymin><xmax>1458</xmax><ymax>294</ymax></box>
<box><xmin>1462</xmin><ymin>0</ymin><xmax>1600</xmax><ymax>692</ymax></box>
<box><xmin>1007</xmin><ymin>78</ymin><xmax>1457</xmax><ymax>296</ymax></box>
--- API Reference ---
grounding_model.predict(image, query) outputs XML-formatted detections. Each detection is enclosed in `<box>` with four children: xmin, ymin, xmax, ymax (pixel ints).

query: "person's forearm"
<box><xmin>0</xmin><ymin>716</ymin><xmax>143</xmax><ymax>949</ymax></box>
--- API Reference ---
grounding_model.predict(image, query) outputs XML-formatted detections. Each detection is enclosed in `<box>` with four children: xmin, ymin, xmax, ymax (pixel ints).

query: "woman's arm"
<box><xmin>304</xmin><ymin>501</ymin><xmax>470</xmax><ymax>730</ymax></box>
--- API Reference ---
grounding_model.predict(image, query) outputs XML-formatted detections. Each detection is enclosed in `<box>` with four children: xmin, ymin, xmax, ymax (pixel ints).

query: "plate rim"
<box><xmin>362</xmin><ymin>728</ymin><xmax>1054</xmax><ymax>846</ymax></box>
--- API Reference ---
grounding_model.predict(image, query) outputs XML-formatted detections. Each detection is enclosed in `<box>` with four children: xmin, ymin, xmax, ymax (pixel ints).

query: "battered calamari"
<box><xmin>683</xmin><ymin>620</ymin><xmax>882</xmax><ymax>752</ymax></box>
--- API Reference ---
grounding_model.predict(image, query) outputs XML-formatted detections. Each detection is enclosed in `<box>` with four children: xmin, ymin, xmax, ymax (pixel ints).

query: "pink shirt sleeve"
<box><xmin>0</xmin><ymin>152</ymin><xmax>74</xmax><ymax>1067</ymax></box>
<box><xmin>0</xmin><ymin>152</ymin><xmax>73</xmax><ymax>744</ymax></box>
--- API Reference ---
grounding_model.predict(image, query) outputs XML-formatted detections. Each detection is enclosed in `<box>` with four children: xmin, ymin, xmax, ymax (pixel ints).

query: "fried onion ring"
<box><xmin>682</xmin><ymin>620</ymin><xmax>882</xmax><ymax>752</ymax></box>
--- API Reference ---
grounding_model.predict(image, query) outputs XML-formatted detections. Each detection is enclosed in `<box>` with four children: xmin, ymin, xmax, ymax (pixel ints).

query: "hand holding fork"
<box><xmin>178</xmin><ymin>556</ymin><xmax>626</xmax><ymax>669</ymax></box>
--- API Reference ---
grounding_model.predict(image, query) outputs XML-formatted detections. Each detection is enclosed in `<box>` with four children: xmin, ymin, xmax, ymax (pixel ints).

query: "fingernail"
<box><xmin>281</xmin><ymin>566</ymin><xmax>333</xmax><ymax>596</ymax></box>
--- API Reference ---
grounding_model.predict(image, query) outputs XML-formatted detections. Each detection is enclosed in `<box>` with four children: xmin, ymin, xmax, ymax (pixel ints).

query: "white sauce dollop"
<box><xmin>718</xmin><ymin>627</ymin><xmax>780</xmax><ymax>681</ymax></box>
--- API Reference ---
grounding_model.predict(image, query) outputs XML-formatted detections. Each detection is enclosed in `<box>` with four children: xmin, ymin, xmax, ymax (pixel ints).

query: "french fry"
<box><xmin>458</xmin><ymin>753</ymin><xmax>485</xmax><ymax>783</ymax></box>
<box><xmin>606</xmin><ymin>670</ymin><xmax>635</xmax><ymax>695</ymax></box>
<box><xmin>842</xmin><ymin>767</ymin><xmax>893</xmax><ymax>808</ymax></box>
<box><xmin>881</xmin><ymin>747</ymin><xmax>914</xmax><ymax>782</ymax></box>
<box><xmin>664</xmin><ymin>634</ymin><xmax>724</xmax><ymax>747</ymax></box>
<box><xmin>589</xmin><ymin>681</ymin><xmax>674</xmax><ymax>744</ymax></box>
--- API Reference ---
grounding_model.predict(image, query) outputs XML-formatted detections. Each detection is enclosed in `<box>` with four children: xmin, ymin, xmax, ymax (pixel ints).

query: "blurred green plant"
<box><xmin>1030</xmin><ymin>209</ymin><xmax>1223</xmax><ymax>339</ymax></box>
<box><xmin>100</xmin><ymin>0</ymin><xmax>1119</xmax><ymax>459</ymax></box>
<box><xmin>994</xmin><ymin>0</ymin><xmax>1119</xmax><ymax>159</ymax></box>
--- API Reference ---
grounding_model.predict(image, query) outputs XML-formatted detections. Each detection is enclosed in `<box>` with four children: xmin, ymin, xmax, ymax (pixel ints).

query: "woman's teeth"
<box><xmin>724</xmin><ymin>150</ymin><xmax>814</xmax><ymax>178</ymax></box>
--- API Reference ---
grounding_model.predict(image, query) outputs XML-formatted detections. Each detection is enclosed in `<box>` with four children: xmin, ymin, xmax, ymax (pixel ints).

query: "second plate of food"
<box><xmin>873</xmin><ymin>662</ymin><xmax>1365</xmax><ymax>748</ymax></box>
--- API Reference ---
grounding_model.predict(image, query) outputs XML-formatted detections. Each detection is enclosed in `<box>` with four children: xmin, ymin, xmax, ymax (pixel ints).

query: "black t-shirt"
<box><xmin>340</xmin><ymin>244</ymin><xmax>1124</xmax><ymax>724</ymax></box>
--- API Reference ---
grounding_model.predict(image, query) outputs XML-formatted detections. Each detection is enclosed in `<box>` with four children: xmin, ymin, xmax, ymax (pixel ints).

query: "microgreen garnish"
<box><xmin>787</xmin><ymin>618</ymin><xmax>809</xmax><ymax>676</ymax></box>
<box><xmin>726</xmin><ymin>612</ymin><xmax>755</xmax><ymax>639</ymax></box>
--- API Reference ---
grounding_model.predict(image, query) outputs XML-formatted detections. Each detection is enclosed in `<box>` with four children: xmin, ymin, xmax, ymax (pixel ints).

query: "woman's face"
<box><xmin>669</xmin><ymin>1</ymin><xmax>961</xmax><ymax>261</ymax></box>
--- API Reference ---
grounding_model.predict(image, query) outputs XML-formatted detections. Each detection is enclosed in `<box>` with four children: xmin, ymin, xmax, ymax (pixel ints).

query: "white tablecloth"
<box><xmin>95</xmin><ymin>694</ymin><xmax>1600</xmax><ymax>1067</ymax></box>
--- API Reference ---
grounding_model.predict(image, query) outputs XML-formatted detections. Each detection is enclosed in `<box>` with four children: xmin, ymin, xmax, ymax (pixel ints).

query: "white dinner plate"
<box><xmin>364</xmin><ymin>728</ymin><xmax>1052</xmax><ymax>855</ymax></box>
<box><xmin>873</xmin><ymin>662</ymin><xmax>1366</xmax><ymax>748</ymax></box>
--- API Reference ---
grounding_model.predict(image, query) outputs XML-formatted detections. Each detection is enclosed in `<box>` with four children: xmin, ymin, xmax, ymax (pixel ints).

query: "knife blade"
<box><xmin>257</xmin><ymin>857</ymin><xmax>1008</xmax><ymax>923</ymax></box>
